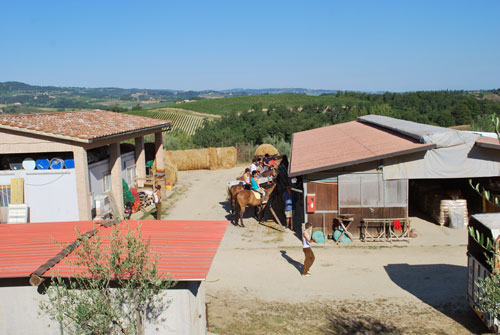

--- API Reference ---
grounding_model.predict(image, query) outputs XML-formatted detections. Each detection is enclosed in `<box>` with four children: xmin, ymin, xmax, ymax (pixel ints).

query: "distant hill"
<box><xmin>0</xmin><ymin>81</ymin><xmax>337</xmax><ymax>113</ymax></box>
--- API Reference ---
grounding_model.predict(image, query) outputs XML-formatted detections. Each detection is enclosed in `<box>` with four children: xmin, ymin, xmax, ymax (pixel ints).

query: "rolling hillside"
<box><xmin>165</xmin><ymin>94</ymin><xmax>359</xmax><ymax>115</ymax></box>
<box><xmin>127</xmin><ymin>108</ymin><xmax>219</xmax><ymax>136</ymax></box>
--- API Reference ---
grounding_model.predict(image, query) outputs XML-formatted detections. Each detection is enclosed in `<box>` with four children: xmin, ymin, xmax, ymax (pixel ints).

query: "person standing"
<box><xmin>153</xmin><ymin>184</ymin><xmax>162</xmax><ymax>220</ymax></box>
<box><xmin>302</xmin><ymin>222</ymin><xmax>316</xmax><ymax>277</ymax></box>
<box><xmin>283</xmin><ymin>186</ymin><xmax>295</xmax><ymax>230</ymax></box>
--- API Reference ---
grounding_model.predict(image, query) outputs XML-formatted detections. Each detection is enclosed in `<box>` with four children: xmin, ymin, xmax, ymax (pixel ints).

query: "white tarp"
<box><xmin>358</xmin><ymin>115</ymin><xmax>500</xmax><ymax>180</ymax></box>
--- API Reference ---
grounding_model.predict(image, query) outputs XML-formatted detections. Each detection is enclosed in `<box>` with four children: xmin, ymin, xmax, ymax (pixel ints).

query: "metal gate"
<box><xmin>236</xmin><ymin>142</ymin><xmax>252</xmax><ymax>163</ymax></box>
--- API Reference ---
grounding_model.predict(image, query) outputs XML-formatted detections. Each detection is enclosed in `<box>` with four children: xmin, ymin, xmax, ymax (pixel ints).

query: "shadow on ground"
<box><xmin>324</xmin><ymin>309</ymin><xmax>403</xmax><ymax>335</ymax></box>
<box><xmin>220</xmin><ymin>200</ymin><xmax>260</xmax><ymax>226</ymax></box>
<box><xmin>280</xmin><ymin>250</ymin><xmax>303</xmax><ymax>274</ymax></box>
<box><xmin>384</xmin><ymin>263</ymin><xmax>488</xmax><ymax>334</ymax></box>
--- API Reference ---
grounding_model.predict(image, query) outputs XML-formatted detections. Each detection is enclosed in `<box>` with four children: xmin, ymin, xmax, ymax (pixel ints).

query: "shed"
<box><xmin>0</xmin><ymin>110</ymin><xmax>172</xmax><ymax>222</ymax></box>
<box><xmin>289</xmin><ymin>115</ymin><xmax>500</xmax><ymax>237</ymax></box>
<box><xmin>0</xmin><ymin>219</ymin><xmax>228</xmax><ymax>334</ymax></box>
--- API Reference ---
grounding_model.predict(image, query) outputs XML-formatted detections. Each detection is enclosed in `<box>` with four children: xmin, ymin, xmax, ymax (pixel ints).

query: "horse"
<box><xmin>233</xmin><ymin>182</ymin><xmax>277</xmax><ymax>227</ymax></box>
<box><xmin>228</xmin><ymin>184</ymin><xmax>244</xmax><ymax>214</ymax></box>
<box><xmin>227</xmin><ymin>167</ymin><xmax>278</xmax><ymax>214</ymax></box>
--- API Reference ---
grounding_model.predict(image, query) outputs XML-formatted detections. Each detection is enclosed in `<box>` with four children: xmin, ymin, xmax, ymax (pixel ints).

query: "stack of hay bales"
<box><xmin>254</xmin><ymin>144</ymin><xmax>279</xmax><ymax>158</ymax></box>
<box><xmin>164</xmin><ymin>162</ymin><xmax>178</xmax><ymax>186</ymax></box>
<box><xmin>164</xmin><ymin>146</ymin><xmax>237</xmax><ymax>172</ymax></box>
<box><xmin>213</xmin><ymin>147</ymin><xmax>237</xmax><ymax>169</ymax></box>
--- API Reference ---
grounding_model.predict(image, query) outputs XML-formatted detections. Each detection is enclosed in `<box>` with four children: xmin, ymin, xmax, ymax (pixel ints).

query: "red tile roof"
<box><xmin>289</xmin><ymin>121</ymin><xmax>435</xmax><ymax>177</ymax></box>
<box><xmin>0</xmin><ymin>220</ymin><xmax>228</xmax><ymax>282</ymax></box>
<box><xmin>0</xmin><ymin>110</ymin><xmax>171</xmax><ymax>143</ymax></box>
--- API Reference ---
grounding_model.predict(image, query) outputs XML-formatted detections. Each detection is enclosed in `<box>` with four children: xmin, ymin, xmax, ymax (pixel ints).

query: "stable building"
<box><xmin>0</xmin><ymin>219</ymin><xmax>228</xmax><ymax>334</ymax></box>
<box><xmin>0</xmin><ymin>110</ymin><xmax>171</xmax><ymax>223</ymax></box>
<box><xmin>288</xmin><ymin>115</ymin><xmax>500</xmax><ymax>238</ymax></box>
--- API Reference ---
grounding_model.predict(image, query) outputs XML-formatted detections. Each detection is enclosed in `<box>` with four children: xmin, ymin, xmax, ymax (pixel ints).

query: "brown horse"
<box><xmin>233</xmin><ymin>182</ymin><xmax>277</xmax><ymax>227</ymax></box>
<box><xmin>228</xmin><ymin>184</ymin><xmax>244</xmax><ymax>214</ymax></box>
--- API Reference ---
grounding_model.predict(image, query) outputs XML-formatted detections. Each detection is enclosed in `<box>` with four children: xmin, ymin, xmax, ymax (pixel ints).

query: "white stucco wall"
<box><xmin>0</xmin><ymin>280</ymin><xmax>206</xmax><ymax>335</ymax></box>
<box><xmin>0</xmin><ymin>169</ymin><xmax>78</xmax><ymax>223</ymax></box>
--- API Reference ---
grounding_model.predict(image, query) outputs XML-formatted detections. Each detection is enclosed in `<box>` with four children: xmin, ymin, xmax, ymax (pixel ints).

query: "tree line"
<box><xmin>189</xmin><ymin>91</ymin><xmax>500</xmax><ymax>148</ymax></box>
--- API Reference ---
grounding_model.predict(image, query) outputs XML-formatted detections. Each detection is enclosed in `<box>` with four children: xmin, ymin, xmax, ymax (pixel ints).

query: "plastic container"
<box><xmin>64</xmin><ymin>159</ymin><xmax>75</xmax><ymax>169</ymax></box>
<box><xmin>9</xmin><ymin>162</ymin><xmax>22</xmax><ymax>170</ymax></box>
<box><xmin>22</xmin><ymin>158</ymin><xmax>36</xmax><ymax>170</ymax></box>
<box><xmin>312</xmin><ymin>230</ymin><xmax>325</xmax><ymax>243</ymax></box>
<box><xmin>36</xmin><ymin>158</ymin><xmax>50</xmax><ymax>170</ymax></box>
<box><xmin>49</xmin><ymin>158</ymin><xmax>64</xmax><ymax>169</ymax></box>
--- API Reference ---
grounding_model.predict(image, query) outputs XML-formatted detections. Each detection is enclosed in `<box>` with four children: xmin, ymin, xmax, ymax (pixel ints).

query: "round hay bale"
<box><xmin>216</xmin><ymin>147</ymin><xmax>237</xmax><ymax>169</ymax></box>
<box><xmin>208</xmin><ymin>147</ymin><xmax>219</xmax><ymax>170</ymax></box>
<box><xmin>164</xmin><ymin>162</ymin><xmax>178</xmax><ymax>186</ymax></box>
<box><xmin>254</xmin><ymin>144</ymin><xmax>279</xmax><ymax>158</ymax></box>
<box><xmin>165</xmin><ymin>148</ymin><xmax>210</xmax><ymax>171</ymax></box>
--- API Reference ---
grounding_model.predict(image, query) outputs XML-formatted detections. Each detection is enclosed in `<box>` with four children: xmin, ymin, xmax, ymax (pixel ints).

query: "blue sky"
<box><xmin>1</xmin><ymin>0</ymin><xmax>499</xmax><ymax>91</ymax></box>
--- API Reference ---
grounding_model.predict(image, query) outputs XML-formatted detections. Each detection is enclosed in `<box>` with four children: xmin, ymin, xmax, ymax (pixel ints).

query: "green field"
<box><xmin>127</xmin><ymin>108</ymin><xmax>218</xmax><ymax>135</ymax></box>
<box><xmin>165</xmin><ymin>94</ymin><xmax>359</xmax><ymax>115</ymax></box>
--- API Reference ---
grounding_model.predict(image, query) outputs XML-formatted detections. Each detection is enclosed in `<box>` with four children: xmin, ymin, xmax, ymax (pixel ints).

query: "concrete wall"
<box><xmin>0</xmin><ymin>169</ymin><xmax>78</xmax><ymax>223</ymax></box>
<box><xmin>0</xmin><ymin>279</ymin><xmax>207</xmax><ymax>335</ymax></box>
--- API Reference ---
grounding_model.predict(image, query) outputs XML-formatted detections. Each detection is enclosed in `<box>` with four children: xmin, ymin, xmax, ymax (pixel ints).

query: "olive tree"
<box><xmin>40</xmin><ymin>224</ymin><xmax>174</xmax><ymax>335</ymax></box>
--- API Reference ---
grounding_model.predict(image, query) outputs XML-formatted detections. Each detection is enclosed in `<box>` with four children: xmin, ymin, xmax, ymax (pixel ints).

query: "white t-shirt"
<box><xmin>153</xmin><ymin>191</ymin><xmax>159</xmax><ymax>204</ymax></box>
<box><xmin>250</xmin><ymin>163</ymin><xmax>257</xmax><ymax>173</ymax></box>
<box><xmin>302</xmin><ymin>230</ymin><xmax>311</xmax><ymax>248</ymax></box>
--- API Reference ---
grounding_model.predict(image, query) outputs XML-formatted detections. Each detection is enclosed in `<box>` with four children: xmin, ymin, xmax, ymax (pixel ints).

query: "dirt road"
<box><xmin>165</xmin><ymin>167</ymin><xmax>489</xmax><ymax>335</ymax></box>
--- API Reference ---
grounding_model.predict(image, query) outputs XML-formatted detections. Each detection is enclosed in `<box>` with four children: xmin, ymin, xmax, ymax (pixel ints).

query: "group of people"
<box><xmin>249</xmin><ymin>154</ymin><xmax>277</xmax><ymax>175</ymax></box>
<box><xmin>239</xmin><ymin>154</ymin><xmax>278</xmax><ymax>202</ymax></box>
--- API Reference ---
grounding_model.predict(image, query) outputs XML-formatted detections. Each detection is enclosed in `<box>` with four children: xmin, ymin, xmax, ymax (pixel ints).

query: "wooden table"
<box><xmin>360</xmin><ymin>218</ymin><xmax>409</xmax><ymax>242</ymax></box>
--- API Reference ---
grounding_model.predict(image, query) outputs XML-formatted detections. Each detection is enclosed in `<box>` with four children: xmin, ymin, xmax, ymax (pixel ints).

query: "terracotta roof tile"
<box><xmin>0</xmin><ymin>110</ymin><xmax>171</xmax><ymax>142</ymax></box>
<box><xmin>289</xmin><ymin>121</ymin><xmax>435</xmax><ymax>176</ymax></box>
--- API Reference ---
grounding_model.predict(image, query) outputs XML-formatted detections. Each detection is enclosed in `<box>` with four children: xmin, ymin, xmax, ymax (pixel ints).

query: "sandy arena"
<box><xmin>163</xmin><ymin>167</ymin><xmax>490</xmax><ymax>335</ymax></box>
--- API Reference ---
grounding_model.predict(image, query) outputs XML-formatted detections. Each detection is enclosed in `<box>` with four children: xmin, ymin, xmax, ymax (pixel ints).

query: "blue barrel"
<box><xmin>50</xmin><ymin>158</ymin><xmax>64</xmax><ymax>169</ymax></box>
<box><xmin>64</xmin><ymin>159</ymin><xmax>75</xmax><ymax>169</ymax></box>
<box><xmin>36</xmin><ymin>158</ymin><xmax>50</xmax><ymax>170</ymax></box>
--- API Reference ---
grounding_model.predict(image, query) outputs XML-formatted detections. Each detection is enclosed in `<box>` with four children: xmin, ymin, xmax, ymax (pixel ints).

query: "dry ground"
<box><xmin>164</xmin><ymin>167</ymin><xmax>491</xmax><ymax>335</ymax></box>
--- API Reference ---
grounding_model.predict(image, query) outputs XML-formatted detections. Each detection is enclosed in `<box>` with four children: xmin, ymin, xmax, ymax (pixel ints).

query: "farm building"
<box><xmin>0</xmin><ymin>219</ymin><xmax>228</xmax><ymax>335</ymax></box>
<box><xmin>0</xmin><ymin>110</ymin><xmax>171</xmax><ymax>223</ymax></box>
<box><xmin>288</xmin><ymin>115</ymin><xmax>500</xmax><ymax>239</ymax></box>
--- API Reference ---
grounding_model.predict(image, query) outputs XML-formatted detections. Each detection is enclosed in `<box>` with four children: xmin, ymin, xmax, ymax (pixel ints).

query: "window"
<box><xmin>339</xmin><ymin>174</ymin><xmax>361</xmax><ymax>207</ymax></box>
<box><xmin>0</xmin><ymin>185</ymin><xmax>10</xmax><ymax>206</ymax></box>
<box><xmin>103</xmin><ymin>173</ymin><xmax>111</xmax><ymax>192</ymax></box>
<box><xmin>126</xmin><ymin>166</ymin><xmax>136</xmax><ymax>186</ymax></box>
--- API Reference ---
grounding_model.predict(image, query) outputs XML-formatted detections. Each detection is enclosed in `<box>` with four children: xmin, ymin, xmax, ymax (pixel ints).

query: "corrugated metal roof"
<box><xmin>0</xmin><ymin>110</ymin><xmax>171</xmax><ymax>143</ymax></box>
<box><xmin>289</xmin><ymin>121</ymin><xmax>435</xmax><ymax>177</ymax></box>
<box><xmin>0</xmin><ymin>220</ymin><xmax>228</xmax><ymax>282</ymax></box>
<box><xmin>0</xmin><ymin>221</ymin><xmax>95</xmax><ymax>279</ymax></box>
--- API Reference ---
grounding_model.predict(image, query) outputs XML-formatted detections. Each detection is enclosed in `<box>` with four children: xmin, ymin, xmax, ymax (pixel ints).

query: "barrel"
<box><xmin>64</xmin><ymin>159</ymin><xmax>75</xmax><ymax>169</ymax></box>
<box><xmin>22</xmin><ymin>158</ymin><xmax>36</xmax><ymax>170</ymax></box>
<box><xmin>49</xmin><ymin>158</ymin><xmax>64</xmax><ymax>169</ymax></box>
<box><xmin>36</xmin><ymin>158</ymin><xmax>50</xmax><ymax>170</ymax></box>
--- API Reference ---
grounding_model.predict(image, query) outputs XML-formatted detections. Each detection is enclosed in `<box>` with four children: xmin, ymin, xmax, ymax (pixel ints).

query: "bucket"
<box><xmin>50</xmin><ymin>158</ymin><xmax>64</xmax><ymax>169</ymax></box>
<box><xmin>64</xmin><ymin>159</ymin><xmax>75</xmax><ymax>169</ymax></box>
<box><xmin>22</xmin><ymin>158</ymin><xmax>36</xmax><ymax>170</ymax></box>
<box><xmin>36</xmin><ymin>158</ymin><xmax>50</xmax><ymax>170</ymax></box>
<box><xmin>9</xmin><ymin>162</ymin><xmax>22</xmax><ymax>170</ymax></box>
